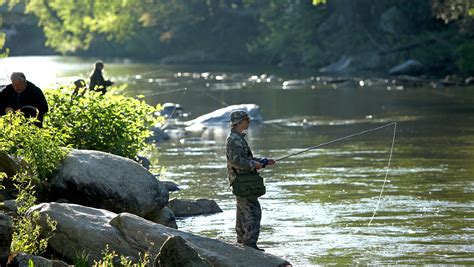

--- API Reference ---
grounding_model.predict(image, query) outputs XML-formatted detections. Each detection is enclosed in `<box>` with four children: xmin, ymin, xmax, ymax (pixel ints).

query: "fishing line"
<box><xmin>263</xmin><ymin>120</ymin><xmax>294</xmax><ymax>133</ymax></box>
<box><xmin>275</xmin><ymin>122</ymin><xmax>396</xmax><ymax>161</ymax></box>
<box><xmin>368</xmin><ymin>122</ymin><xmax>396</xmax><ymax>226</ymax></box>
<box><xmin>136</xmin><ymin>88</ymin><xmax>187</xmax><ymax>99</ymax></box>
<box><xmin>126</xmin><ymin>68</ymin><xmax>166</xmax><ymax>80</ymax></box>
<box><xmin>197</xmin><ymin>88</ymin><xmax>230</xmax><ymax>107</ymax></box>
<box><xmin>273</xmin><ymin>122</ymin><xmax>397</xmax><ymax>225</ymax></box>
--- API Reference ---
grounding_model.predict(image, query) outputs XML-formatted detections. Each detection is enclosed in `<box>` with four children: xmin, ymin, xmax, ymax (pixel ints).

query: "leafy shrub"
<box><xmin>0</xmin><ymin>113</ymin><xmax>63</xmax><ymax>255</ymax></box>
<box><xmin>456</xmin><ymin>41</ymin><xmax>474</xmax><ymax>75</ymax></box>
<box><xmin>10</xmin><ymin>171</ymin><xmax>57</xmax><ymax>255</ymax></box>
<box><xmin>93</xmin><ymin>245</ymin><xmax>149</xmax><ymax>267</ymax></box>
<box><xmin>0</xmin><ymin>113</ymin><xmax>66</xmax><ymax>184</ymax></box>
<box><xmin>45</xmin><ymin>88</ymin><xmax>162</xmax><ymax>159</ymax></box>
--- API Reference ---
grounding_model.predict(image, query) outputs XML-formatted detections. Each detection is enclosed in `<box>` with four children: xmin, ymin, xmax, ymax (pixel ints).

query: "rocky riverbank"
<box><xmin>0</xmin><ymin>149</ymin><xmax>291</xmax><ymax>266</ymax></box>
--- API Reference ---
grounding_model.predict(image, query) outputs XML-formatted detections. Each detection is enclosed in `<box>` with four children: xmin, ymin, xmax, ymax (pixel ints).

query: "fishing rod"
<box><xmin>267</xmin><ymin>122</ymin><xmax>397</xmax><ymax>226</ymax></box>
<box><xmin>275</xmin><ymin>122</ymin><xmax>397</xmax><ymax>162</ymax></box>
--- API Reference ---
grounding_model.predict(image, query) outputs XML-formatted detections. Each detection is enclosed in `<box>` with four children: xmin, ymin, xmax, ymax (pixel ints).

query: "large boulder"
<box><xmin>184</xmin><ymin>104</ymin><xmax>263</xmax><ymax>127</ymax></box>
<box><xmin>0</xmin><ymin>213</ymin><xmax>12</xmax><ymax>266</ymax></box>
<box><xmin>168</xmin><ymin>198</ymin><xmax>223</xmax><ymax>217</ymax></box>
<box><xmin>50</xmin><ymin>149</ymin><xmax>168</xmax><ymax>217</ymax></box>
<box><xmin>31</xmin><ymin>202</ymin><xmax>291</xmax><ymax>267</ymax></box>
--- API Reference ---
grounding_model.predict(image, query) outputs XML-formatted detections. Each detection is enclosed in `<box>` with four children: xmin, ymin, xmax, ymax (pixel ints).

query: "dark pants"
<box><xmin>236</xmin><ymin>196</ymin><xmax>261</xmax><ymax>247</ymax></box>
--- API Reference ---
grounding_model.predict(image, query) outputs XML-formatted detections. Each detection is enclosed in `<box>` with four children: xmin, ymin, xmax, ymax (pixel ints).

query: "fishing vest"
<box><xmin>225</xmin><ymin>129</ymin><xmax>266</xmax><ymax>198</ymax></box>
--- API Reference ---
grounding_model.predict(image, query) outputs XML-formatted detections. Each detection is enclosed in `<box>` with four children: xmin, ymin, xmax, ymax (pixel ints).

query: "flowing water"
<box><xmin>2</xmin><ymin>56</ymin><xmax>473</xmax><ymax>265</ymax></box>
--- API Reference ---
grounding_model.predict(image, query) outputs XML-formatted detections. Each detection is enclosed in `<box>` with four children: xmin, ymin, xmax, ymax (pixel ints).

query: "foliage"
<box><xmin>456</xmin><ymin>41</ymin><xmax>474</xmax><ymax>75</ymax></box>
<box><xmin>312</xmin><ymin>0</ymin><xmax>326</xmax><ymax>5</ymax></box>
<box><xmin>45</xmin><ymin>87</ymin><xmax>162</xmax><ymax>159</ymax></box>
<box><xmin>12</xmin><ymin>210</ymin><xmax>57</xmax><ymax>255</ymax></box>
<box><xmin>4</xmin><ymin>0</ymin><xmax>474</xmax><ymax>73</ymax></box>
<box><xmin>432</xmin><ymin>0</ymin><xmax>474</xmax><ymax>33</ymax></box>
<box><xmin>0</xmin><ymin>110</ymin><xmax>62</xmax><ymax>256</ymax></box>
<box><xmin>93</xmin><ymin>245</ymin><xmax>149</xmax><ymax>267</ymax></box>
<box><xmin>0</xmin><ymin>113</ymin><xmax>66</xmax><ymax>183</ymax></box>
<box><xmin>12</xmin><ymin>0</ymin><xmax>141</xmax><ymax>53</ymax></box>
<box><xmin>73</xmin><ymin>249</ymin><xmax>90</xmax><ymax>267</ymax></box>
<box><xmin>10</xmin><ymin>171</ymin><xmax>57</xmax><ymax>255</ymax></box>
<box><xmin>0</xmin><ymin>172</ymin><xmax>5</xmax><ymax>190</ymax></box>
<box><xmin>247</xmin><ymin>0</ymin><xmax>324</xmax><ymax>66</ymax></box>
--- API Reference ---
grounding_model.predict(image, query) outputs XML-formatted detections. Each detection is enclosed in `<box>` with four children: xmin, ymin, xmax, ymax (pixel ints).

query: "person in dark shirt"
<box><xmin>89</xmin><ymin>61</ymin><xmax>113</xmax><ymax>95</ymax></box>
<box><xmin>0</xmin><ymin>72</ymin><xmax>49</xmax><ymax>127</ymax></box>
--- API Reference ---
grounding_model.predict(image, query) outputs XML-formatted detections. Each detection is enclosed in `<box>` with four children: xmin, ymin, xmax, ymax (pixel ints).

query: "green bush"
<box><xmin>93</xmin><ymin>245</ymin><xmax>149</xmax><ymax>267</ymax></box>
<box><xmin>45</xmin><ymin>88</ymin><xmax>162</xmax><ymax>159</ymax></box>
<box><xmin>0</xmin><ymin>114</ymin><xmax>63</xmax><ymax>255</ymax></box>
<box><xmin>0</xmin><ymin>113</ymin><xmax>66</xmax><ymax>184</ymax></box>
<box><xmin>456</xmin><ymin>41</ymin><xmax>474</xmax><ymax>75</ymax></box>
<box><xmin>10</xmin><ymin>171</ymin><xmax>57</xmax><ymax>255</ymax></box>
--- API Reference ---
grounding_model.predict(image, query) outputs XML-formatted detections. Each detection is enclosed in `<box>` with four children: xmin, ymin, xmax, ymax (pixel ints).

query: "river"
<box><xmin>2</xmin><ymin>56</ymin><xmax>473</xmax><ymax>265</ymax></box>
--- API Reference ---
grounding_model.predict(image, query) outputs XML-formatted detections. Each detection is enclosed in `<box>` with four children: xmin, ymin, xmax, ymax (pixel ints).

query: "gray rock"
<box><xmin>319</xmin><ymin>55</ymin><xmax>354</xmax><ymax>74</ymax></box>
<box><xmin>184</xmin><ymin>104</ymin><xmax>263</xmax><ymax>127</ymax></box>
<box><xmin>0</xmin><ymin>213</ymin><xmax>12</xmax><ymax>266</ymax></box>
<box><xmin>31</xmin><ymin>202</ymin><xmax>137</xmax><ymax>264</ymax></box>
<box><xmin>9</xmin><ymin>252</ymin><xmax>70</xmax><ymax>267</ymax></box>
<box><xmin>465</xmin><ymin>76</ymin><xmax>474</xmax><ymax>85</ymax></box>
<box><xmin>0</xmin><ymin>152</ymin><xmax>21</xmax><ymax>178</ymax></box>
<box><xmin>319</xmin><ymin>53</ymin><xmax>381</xmax><ymax>74</ymax></box>
<box><xmin>146</xmin><ymin>206</ymin><xmax>178</xmax><ymax>229</ymax></box>
<box><xmin>147</xmin><ymin>127</ymin><xmax>170</xmax><ymax>143</ymax></box>
<box><xmin>50</xmin><ymin>149</ymin><xmax>168</xmax><ymax>217</ymax></box>
<box><xmin>2</xmin><ymin>200</ymin><xmax>17</xmax><ymax>215</ymax></box>
<box><xmin>30</xmin><ymin>202</ymin><xmax>291</xmax><ymax>266</ymax></box>
<box><xmin>154</xmin><ymin>235</ymin><xmax>211</xmax><ymax>267</ymax></box>
<box><xmin>161</xmin><ymin>181</ymin><xmax>180</xmax><ymax>192</ymax></box>
<box><xmin>389</xmin><ymin>59</ymin><xmax>424</xmax><ymax>75</ymax></box>
<box><xmin>168</xmin><ymin>198</ymin><xmax>223</xmax><ymax>217</ymax></box>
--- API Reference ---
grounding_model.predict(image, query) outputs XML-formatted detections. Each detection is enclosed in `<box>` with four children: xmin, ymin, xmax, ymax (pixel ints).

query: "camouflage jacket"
<box><xmin>226</xmin><ymin>128</ymin><xmax>260</xmax><ymax>185</ymax></box>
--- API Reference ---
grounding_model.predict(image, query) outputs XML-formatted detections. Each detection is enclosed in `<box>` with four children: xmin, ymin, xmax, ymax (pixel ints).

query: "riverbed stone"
<box><xmin>154</xmin><ymin>235</ymin><xmax>211</xmax><ymax>267</ymax></box>
<box><xmin>30</xmin><ymin>202</ymin><xmax>291</xmax><ymax>266</ymax></box>
<box><xmin>9</xmin><ymin>252</ymin><xmax>70</xmax><ymax>267</ymax></box>
<box><xmin>161</xmin><ymin>181</ymin><xmax>180</xmax><ymax>192</ymax></box>
<box><xmin>147</xmin><ymin>127</ymin><xmax>170</xmax><ymax>143</ymax></box>
<box><xmin>49</xmin><ymin>149</ymin><xmax>168</xmax><ymax>217</ymax></box>
<box><xmin>146</xmin><ymin>206</ymin><xmax>178</xmax><ymax>229</ymax></box>
<box><xmin>0</xmin><ymin>213</ymin><xmax>12</xmax><ymax>266</ymax></box>
<box><xmin>168</xmin><ymin>198</ymin><xmax>223</xmax><ymax>217</ymax></box>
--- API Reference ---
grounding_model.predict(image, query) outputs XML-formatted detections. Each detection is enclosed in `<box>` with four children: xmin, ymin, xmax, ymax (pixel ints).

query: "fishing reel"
<box><xmin>259</xmin><ymin>158</ymin><xmax>269</xmax><ymax>168</ymax></box>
